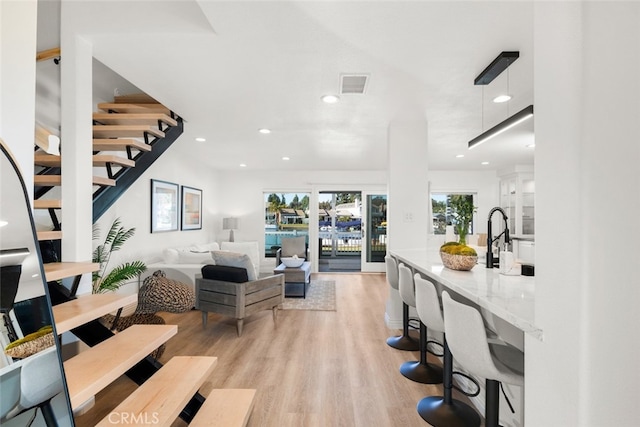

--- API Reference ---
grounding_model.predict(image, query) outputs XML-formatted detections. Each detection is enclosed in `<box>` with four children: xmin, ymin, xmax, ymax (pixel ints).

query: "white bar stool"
<box><xmin>397</xmin><ymin>263</ymin><xmax>443</xmax><ymax>384</ymax></box>
<box><xmin>442</xmin><ymin>291</ymin><xmax>524</xmax><ymax>427</ymax></box>
<box><xmin>5</xmin><ymin>347</ymin><xmax>64</xmax><ymax>425</ymax></box>
<box><xmin>385</xmin><ymin>255</ymin><xmax>419</xmax><ymax>351</ymax></box>
<box><xmin>414</xmin><ymin>274</ymin><xmax>480</xmax><ymax>427</ymax></box>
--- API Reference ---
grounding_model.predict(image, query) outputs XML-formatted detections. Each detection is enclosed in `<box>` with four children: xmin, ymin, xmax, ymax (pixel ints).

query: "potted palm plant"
<box><xmin>92</xmin><ymin>218</ymin><xmax>146</xmax><ymax>293</ymax></box>
<box><xmin>449</xmin><ymin>195</ymin><xmax>475</xmax><ymax>245</ymax></box>
<box><xmin>440</xmin><ymin>196</ymin><xmax>478</xmax><ymax>270</ymax></box>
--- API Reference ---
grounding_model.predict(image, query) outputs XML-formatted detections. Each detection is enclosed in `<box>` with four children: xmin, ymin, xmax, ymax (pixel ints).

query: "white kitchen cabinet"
<box><xmin>500</xmin><ymin>171</ymin><xmax>534</xmax><ymax>237</ymax></box>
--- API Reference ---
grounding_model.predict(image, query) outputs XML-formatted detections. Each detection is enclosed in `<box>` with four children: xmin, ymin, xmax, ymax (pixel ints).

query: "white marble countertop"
<box><xmin>390</xmin><ymin>247</ymin><xmax>543</xmax><ymax>340</ymax></box>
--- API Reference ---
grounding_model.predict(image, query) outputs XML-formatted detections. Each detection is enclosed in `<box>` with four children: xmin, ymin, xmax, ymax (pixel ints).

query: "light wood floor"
<box><xmin>75</xmin><ymin>273</ymin><xmax>480</xmax><ymax>427</ymax></box>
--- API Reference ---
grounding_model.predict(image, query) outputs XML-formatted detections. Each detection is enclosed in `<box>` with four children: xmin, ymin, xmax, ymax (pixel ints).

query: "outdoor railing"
<box><xmin>265</xmin><ymin>229</ymin><xmax>386</xmax><ymax>258</ymax></box>
<box><xmin>319</xmin><ymin>231</ymin><xmax>362</xmax><ymax>256</ymax></box>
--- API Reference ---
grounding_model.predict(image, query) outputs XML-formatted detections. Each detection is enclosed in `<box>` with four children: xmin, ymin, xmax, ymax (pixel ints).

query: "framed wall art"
<box><xmin>150</xmin><ymin>179</ymin><xmax>179</xmax><ymax>233</ymax></box>
<box><xmin>181</xmin><ymin>185</ymin><xmax>202</xmax><ymax>230</ymax></box>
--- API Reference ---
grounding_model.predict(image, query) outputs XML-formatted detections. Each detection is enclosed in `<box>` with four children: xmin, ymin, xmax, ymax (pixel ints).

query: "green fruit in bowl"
<box><xmin>440</xmin><ymin>242</ymin><xmax>477</xmax><ymax>256</ymax></box>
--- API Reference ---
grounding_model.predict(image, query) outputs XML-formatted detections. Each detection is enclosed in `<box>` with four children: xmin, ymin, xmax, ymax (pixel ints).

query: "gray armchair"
<box><xmin>195</xmin><ymin>265</ymin><xmax>284</xmax><ymax>336</ymax></box>
<box><xmin>275</xmin><ymin>236</ymin><xmax>309</xmax><ymax>266</ymax></box>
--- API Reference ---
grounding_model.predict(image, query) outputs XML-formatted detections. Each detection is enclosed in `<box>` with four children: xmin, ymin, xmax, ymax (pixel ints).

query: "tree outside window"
<box><xmin>431</xmin><ymin>193</ymin><xmax>476</xmax><ymax>237</ymax></box>
<box><xmin>264</xmin><ymin>192</ymin><xmax>310</xmax><ymax>257</ymax></box>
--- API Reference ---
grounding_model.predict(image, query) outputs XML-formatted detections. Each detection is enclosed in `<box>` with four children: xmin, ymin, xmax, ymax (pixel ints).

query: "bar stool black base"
<box><xmin>400</xmin><ymin>360</ymin><xmax>443</xmax><ymax>384</ymax></box>
<box><xmin>386</xmin><ymin>334</ymin><xmax>419</xmax><ymax>351</ymax></box>
<box><xmin>417</xmin><ymin>396</ymin><xmax>481</xmax><ymax>427</ymax></box>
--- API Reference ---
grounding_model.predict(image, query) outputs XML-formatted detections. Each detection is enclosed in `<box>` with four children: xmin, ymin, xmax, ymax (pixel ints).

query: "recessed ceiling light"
<box><xmin>481</xmin><ymin>161</ymin><xmax>490</xmax><ymax>165</ymax></box>
<box><xmin>195</xmin><ymin>137</ymin><xmax>206</xmax><ymax>142</ymax></box>
<box><xmin>456</xmin><ymin>154</ymin><xmax>465</xmax><ymax>158</ymax></box>
<box><xmin>493</xmin><ymin>94</ymin><xmax>512</xmax><ymax>103</ymax></box>
<box><xmin>321</xmin><ymin>94</ymin><xmax>340</xmax><ymax>104</ymax></box>
<box><xmin>239</xmin><ymin>163</ymin><xmax>247</xmax><ymax>168</ymax></box>
<box><xmin>527</xmin><ymin>143</ymin><xmax>536</xmax><ymax>148</ymax></box>
<box><xmin>282</xmin><ymin>156</ymin><xmax>290</xmax><ymax>161</ymax></box>
<box><xmin>258</xmin><ymin>128</ymin><xmax>271</xmax><ymax>134</ymax></box>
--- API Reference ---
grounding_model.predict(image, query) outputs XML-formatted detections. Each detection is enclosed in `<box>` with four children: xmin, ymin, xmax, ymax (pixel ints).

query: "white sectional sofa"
<box><xmin>141</xmin><ymin>241</ymin><xmax>261</xmax><ymax>291</ymax></box>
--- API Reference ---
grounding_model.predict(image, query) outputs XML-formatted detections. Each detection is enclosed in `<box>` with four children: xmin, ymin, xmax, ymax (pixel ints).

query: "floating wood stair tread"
<box><xmin>65</xmin><ymin>324</ymin><xmax>179</xmax><ymax>410</ymax></box>
<box><xmin>44</xmin><ymin>261</ymin><xmax>99</xmax><ymax>282</ymax></box>
<box><xmin>34</xmin><ymin>174</ymin><xmax>111</xmax><ymax>186</ymax></box>
<box><xmin>93</xmin><ymin>113</ymin><xmax>178</xmax><ymax>127</ymax></box>
<box><xmin>94</xmin><ymin>356</ymin><xmax>218</xmax><ymax>426</ymax></box>
<box><xmin>93</xmin><ymin>176</ymin><xmax>116</xmax><ymax>187</ymax></box>
<box><xmin>190</xmin><ymin>389</ymin><xmax>256</xmax><ymax>427</ymax></box>
<box><xmin>37</xmin><ymin>230</ymin><xmax>62</xmax><ymax>241</ymax></box>
<box><xmin>52</xmin><ymin>291</ymin><xmax>135</xmax><ymax>334</ymax></box>
<box><xmin>98</xmin><ymin>103</ymin><xmax>171</xmax><ymax>115</ymax></box>
<box><xmin>92</xmin><ymin>155</ymin><xmax>135</xmax><ymax>168</ymax></box>
<box><xmin>93</xmin><ymin>125</ymin><xmax>165</xmax><ymax>139</ymax></box>
<box><xmin>34</xmin><ymin>175</ymin><xmax>61</xmax><ymax>186</ymax></box>
<box><xmin>92</xmin><ymin>138</ymin><xmax>152</xmax><ymax>152</ymax></box>
<box><xmin>34</xmin><ymin>153</ymin><xmax>61</xmax><ymax>167</ymax></box>
<box><xmin>34</xmin><ymin>199</ymin><xmax>61</xmax><ymax>209</ymax></box>
<box><xmin>36</xmin><ymin>153</ymin><xmax>132</xmax><ymax>168</ymax></box>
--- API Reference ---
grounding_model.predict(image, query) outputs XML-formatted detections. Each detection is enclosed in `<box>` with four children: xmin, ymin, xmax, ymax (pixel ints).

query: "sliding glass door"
<box><xmin>361</xmin><ymin>192</ymin><xmax>387</xmax><ymax>272</ymax></box>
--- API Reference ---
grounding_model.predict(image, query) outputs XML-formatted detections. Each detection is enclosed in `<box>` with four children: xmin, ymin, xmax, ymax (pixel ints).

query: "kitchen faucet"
<box><xmin>486</xmin><ymin>207</ymin><xmax>510</xmax><ymax>268</ymax></box>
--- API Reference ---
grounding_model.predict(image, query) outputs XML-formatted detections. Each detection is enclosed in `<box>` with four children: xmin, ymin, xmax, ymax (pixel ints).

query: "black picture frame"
<box><xmin>181</xmin><ymin>186</ymin><xmax>203</xmax><ymax>230</ymax></box>
<box><xmin>150</xmin><ymin>179</ymin><xmax>179</xmax><ymax>233</ymax></box>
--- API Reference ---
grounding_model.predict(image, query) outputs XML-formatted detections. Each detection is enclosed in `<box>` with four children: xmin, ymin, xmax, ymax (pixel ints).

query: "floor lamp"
<box><xmin>223</xmin><ymin>217</ymin><xmax>239</xmax><ymax>242</ymax></box>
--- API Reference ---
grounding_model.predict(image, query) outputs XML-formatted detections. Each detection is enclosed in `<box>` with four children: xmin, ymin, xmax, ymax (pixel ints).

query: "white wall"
<box><xmin>527</xmin><ymin>3</ymin><xmax>640</xmax><ymax>426</ymax></box>
<box><xmin>59</xmin><ymin>19</ymin><xmax>93</xmax><ymax>266</ymax></box>
<box><xmin>0</xmin><ymin>0</ymin><xmax>38</xmax><ymax>195</ymax></box>
<box><xmin>387</xmin><ymin>120</ymin><xmax>430</xmax><ymax>251</ymax></box>
<box><xmin>35</xmin><ymin>0</ymin><xmax>61</xmax><ymax>133</ymax></box>
<box><xmin>93</xmin><ymin>138</ymin><xmax>220</xmax><ymax>268</ymax></box>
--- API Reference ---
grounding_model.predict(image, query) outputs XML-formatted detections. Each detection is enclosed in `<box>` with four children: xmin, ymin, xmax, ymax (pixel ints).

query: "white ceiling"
<box><xmin>59</xmin><ymin>1</ymin><xmax>535</xmax><ymax>172</ymax></box>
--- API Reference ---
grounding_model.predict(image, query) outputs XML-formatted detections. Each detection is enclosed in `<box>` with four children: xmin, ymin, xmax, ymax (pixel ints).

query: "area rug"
<box><xmin>282</xmin><ymin>280</ymin><xmax>336</xmax><ymax>311</ymax></box>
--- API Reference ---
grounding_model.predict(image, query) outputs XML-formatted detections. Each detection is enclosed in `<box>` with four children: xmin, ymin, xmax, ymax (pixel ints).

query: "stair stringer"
<box><xmin>92</xmin><ymin>117</ymin><xmax>183</xmax><ymax>223</ymax></box>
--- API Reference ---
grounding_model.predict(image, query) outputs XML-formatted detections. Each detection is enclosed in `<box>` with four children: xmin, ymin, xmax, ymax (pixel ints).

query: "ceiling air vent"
<box><xmin>340</xmin><ymin>74</ymin><xmax>369</xmax><ymax>94</ymax></box>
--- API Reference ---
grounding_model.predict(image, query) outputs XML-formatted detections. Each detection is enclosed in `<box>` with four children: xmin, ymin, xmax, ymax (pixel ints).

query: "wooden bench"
<box><xmin>190</xmin><ymin>389</ymin><xmax>256</xmax><ymax>427</ymax></box>
<box><xmin>95</xmin><ymin>356</ymin><xmax>217</xmax><ymax>427</ymax></box>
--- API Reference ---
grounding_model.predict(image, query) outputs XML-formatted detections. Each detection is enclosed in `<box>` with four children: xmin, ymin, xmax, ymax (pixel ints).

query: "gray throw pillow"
<box><xmin>210</xmin><ymin>250</ymin><xmax>257</xmax><ymax>281</ymax></box>
<box><xmin>281</xmin><ymin>236</ymin><xmax>306</xmax><ymax>258</ymax></box>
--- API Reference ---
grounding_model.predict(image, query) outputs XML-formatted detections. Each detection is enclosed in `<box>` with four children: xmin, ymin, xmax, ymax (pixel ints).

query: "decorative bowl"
<box><xmin>440</xmin><ymin>251</ymin><xmax>477</xmax><ymax>271</ymax></box>
<box><xmin>281</xmin><ymin>257</ymin><xmax>305</xmax><ymax>268</ymax></box>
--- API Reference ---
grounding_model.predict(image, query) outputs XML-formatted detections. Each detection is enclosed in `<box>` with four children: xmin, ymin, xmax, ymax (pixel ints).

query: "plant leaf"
<box><xmin>110</xmin><ymin>226</ymin><xmax>136</xmax><ymax>253</ymax></box>
<box><xmin>103</xmin><ymin>217</ymin><xmax>122</xmax><ymax>246</ymax></box>
<box><xmin>92</xmin><ymin>217</ymin><xmax>144</xmax><ymax>293</ymax></box>
<box><xmin>95</xmin><ymin>261</ymin><xmax>147</xmax><ymax>293</ymax></box>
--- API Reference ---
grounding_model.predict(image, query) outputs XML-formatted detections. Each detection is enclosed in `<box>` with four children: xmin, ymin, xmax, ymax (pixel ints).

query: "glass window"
<box><xmin>264</xmin><ymin>192</ymin><xmax>310</xmax><ymax>257</ymax></box>
<box><xmin>431</xmin><ymin>193</ymin><xmax>476</xmax><ymax>235</ymax></box>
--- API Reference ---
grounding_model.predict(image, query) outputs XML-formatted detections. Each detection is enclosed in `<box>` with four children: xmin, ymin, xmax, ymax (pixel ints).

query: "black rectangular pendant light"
<box><xmin>468</xmin><ymin>105</ymin><xmax>534</xmax><ymax>150</ymax></box>
<box><xmin>474</xmin><ymin>51</ymin><xmax>520</xmax><ymax>85</ymax></box>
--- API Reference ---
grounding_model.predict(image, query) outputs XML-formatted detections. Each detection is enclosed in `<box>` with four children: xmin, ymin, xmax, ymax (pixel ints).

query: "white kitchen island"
<box><xmin>390</xmin><ymin>247</ymin><xmax>542</xmax><ymax>340</ymax></box>
<box><xmin>390</xmin><ymin>246</ymin><xmax>542</xmax><ymax>426</ymax></box>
